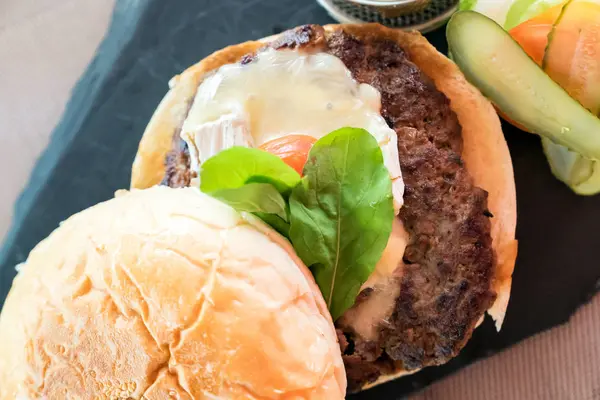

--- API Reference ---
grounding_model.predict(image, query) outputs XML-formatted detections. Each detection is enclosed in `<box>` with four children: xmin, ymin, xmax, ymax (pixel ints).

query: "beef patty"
<box><xmin>161</xmin><ymin>25</ymin><xmax>496</xmax><ymax>392</ymax></box>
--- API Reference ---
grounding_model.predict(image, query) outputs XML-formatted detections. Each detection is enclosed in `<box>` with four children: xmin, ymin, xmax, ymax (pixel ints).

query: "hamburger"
<box><xmin>0</xmin><ymin>187</ymin><xmax>346</xmax><ymax>399</ymax></box>
<box><xmin>0</xmin><ymin>23</ymin><xmax>518</xmax><ymax>399</ymax></box>
<box><xmin>130</xmin><ymin>23</ymin><xmax>518</xmax><ymax>392</ymax></box>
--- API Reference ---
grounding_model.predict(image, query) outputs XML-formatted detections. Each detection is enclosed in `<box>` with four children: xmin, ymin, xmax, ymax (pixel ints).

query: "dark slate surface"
<box><xmin>1</xmin><ymin>0</ymin><xmax>599</xmax><ymax>398</ymax></box>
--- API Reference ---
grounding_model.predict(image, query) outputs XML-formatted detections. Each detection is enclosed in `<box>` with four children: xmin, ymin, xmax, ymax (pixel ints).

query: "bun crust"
<box><xmin>0</xmin><ymin>187</ymin><xmax>346</xmax><ymax>399</ymax></box>
<box><xmin>130</xmin><ymin>24</ymin><xmax>517</xmax><ymax>388</ymax></box>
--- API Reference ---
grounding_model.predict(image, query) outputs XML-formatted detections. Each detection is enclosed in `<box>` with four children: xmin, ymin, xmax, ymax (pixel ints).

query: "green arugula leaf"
<box><xmin>255</xmin><ymin>212</ymin><xmax>291</xmax><ymax>238</ymax></box>
<box><xmin>198</xmin><ymin>129</ymin><xmax>395</xmax><ymax>321</ymax></box>
<box><xmin>199</xmin><ymin>147</ymin><xmax>301</xmax><ymax>194</ymax></box>
<box><xmin>212</xmin><ymin>183</ymin><xmax>288</xmax><ymax>221</ymax></box>
<box><xmin>245</xmin><ymin>175</ymin><xmax>295</xmax><ymax>198</ymax></box>
<box><xmin>288</xmin><ymin>127</ymin><xmax>394</xmax><ymax>320</ymax></box>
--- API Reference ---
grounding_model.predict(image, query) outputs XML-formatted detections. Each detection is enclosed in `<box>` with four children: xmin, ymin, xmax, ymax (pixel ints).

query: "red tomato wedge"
<box><xmin>509</xmin><ymin>2</ymin><xmax>566</xmax><ymax>65</ymax></box>
<box><xmin>258</xmin><ymin>135</ymin><xmax>317</xmax><ymax>175</ymax></box>
<box><xmin>543</xmin><ymin>0</ymin><xmax>600</xmax><ymax>115</ymax></box>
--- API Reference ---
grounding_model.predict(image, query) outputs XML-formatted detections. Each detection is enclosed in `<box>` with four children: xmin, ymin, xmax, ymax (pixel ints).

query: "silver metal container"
<box><xmin>317</xmin><ymin>0</ymin><xmax>458</xmax><ymax>32</ymax></box>
<box><xmin>349</xmin><ymin>0</ymin><xmax>432</xmax><ymax>18</ymax></box>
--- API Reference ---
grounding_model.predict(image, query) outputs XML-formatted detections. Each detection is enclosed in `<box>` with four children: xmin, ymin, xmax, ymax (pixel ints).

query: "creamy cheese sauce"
<box><xmin>362</xmin><ymin>218</ymin><xmax>408</xmax><ymax>291</ymax></box>
<box><xmin>339</xmin><ymin>277</ymin><xmax>401</xmax><ymax>341</ymax></box>
<box><xmin>181</xmin><ymin>48</ymin><xmax>404</xmax><ymax>209</ymax></box>
<box><xmin>340</xmin><ymin>218</ymin><xmax>408</xmax><ymax>340</ymax></box>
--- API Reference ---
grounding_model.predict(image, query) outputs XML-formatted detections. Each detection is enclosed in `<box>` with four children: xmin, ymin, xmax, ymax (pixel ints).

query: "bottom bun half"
<box><xmin>0</xmin><ymin>187</ymin><xmax>346</xmax><ymax>399</ymax></box>
<box><xmin>130</xmin><ymin>24</ymin><xmax>518</xmax><ymax>390</ymax></box>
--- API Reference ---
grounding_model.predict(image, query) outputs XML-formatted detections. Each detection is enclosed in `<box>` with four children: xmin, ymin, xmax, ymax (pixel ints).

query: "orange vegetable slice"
<box><xmin>543</xmin><ymin>0</ymin><xmax>600</xmax><ymax>114</ymax></box>
<box><xmin>505</xmin><ymin>2</ymin><xmax>568</xmax><ymax>130</ymax></box>
<box><xmin>258</xmin><ymin>135</ymin><xmax>317</xmax><ymax>175</ymax></box>
<box><xmin>509</xmin><ymin>2</ymin><xmax>566</xmax><ymax>64</ymax></box>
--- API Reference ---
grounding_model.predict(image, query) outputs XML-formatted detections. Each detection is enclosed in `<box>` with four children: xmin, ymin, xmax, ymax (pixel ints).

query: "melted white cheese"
<box><xmin>181</xmin><ymin>48</ymin><xmax>404</xmax><ymax>209</ymax></box>
<box><xmin>362</xmin><ymin>218</ymin><xmax>408</xmax><ymax>291</ymax></box>
<box><xmin>340</xmin><ymin>218</ymin><xmax>408</xmax><ymax>340</ymax></box>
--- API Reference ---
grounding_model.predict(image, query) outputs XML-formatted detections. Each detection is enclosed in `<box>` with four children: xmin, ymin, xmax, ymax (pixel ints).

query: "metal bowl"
<box><xmin>317</xmin><ymin>0</ymin><xmax>458</xmax><ymax>32</ymax></box>
<box><xmin>349</xmin><ymin>0</ymin><xmax>431</xmax><ymax>18</ymax></box>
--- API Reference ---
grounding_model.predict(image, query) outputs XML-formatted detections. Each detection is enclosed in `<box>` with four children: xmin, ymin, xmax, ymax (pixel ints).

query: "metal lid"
<box><xmin>317</xmin><ymin>0</ymin><xmax>458</xmax><ymax>33</ymax></box>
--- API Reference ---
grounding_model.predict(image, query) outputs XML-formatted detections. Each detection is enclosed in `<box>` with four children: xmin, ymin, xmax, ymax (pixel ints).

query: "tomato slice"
<box><xmin>509</xmin><ymin>2</ymin><xmax>566</xmax><ymax>65</ymax></box>
<box><xmin>509</xmin><ymin>0</ymin><xmax>600</xmax><ymax>114</ymax></box>
<box><xmin>543</xmin><ymin>0</ymin><xmax>600</xmax><ymax>114</ymax></box>
<box><xmin>259</xmin><ymin>135</ymin><xmax>317</xmax><ymax>175</ymax></box>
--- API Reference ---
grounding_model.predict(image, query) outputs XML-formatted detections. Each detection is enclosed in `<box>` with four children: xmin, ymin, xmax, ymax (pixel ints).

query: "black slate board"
<box><xmin>1</xmin><ymin>0</ymin><xmax>599</xmax><ymax>398</ymax></box>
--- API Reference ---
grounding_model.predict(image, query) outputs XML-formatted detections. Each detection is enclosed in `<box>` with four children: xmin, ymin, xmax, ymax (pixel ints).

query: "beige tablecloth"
<box><xmin>0</xmin><ymin>1</ymin><xmax>598</xmax><ymax>398</ymax></box>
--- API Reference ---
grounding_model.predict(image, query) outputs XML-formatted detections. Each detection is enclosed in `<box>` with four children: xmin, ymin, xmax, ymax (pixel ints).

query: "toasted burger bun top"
<box><xmin>0</xmin><ymin>186</ymin><xmax>346</xmax><ymax>399</ymax></box>
<box><xmin>130</xmin><ymin>24</ymin><xmax>517</xmax><ymax>333</ymax></box>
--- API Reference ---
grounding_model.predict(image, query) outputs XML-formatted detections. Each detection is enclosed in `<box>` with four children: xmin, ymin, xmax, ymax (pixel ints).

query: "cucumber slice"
<box><xmin>542</xmin><ymin>138</ymin><xmax>600</xmax><ymax>195</ymax></box>
<box><xmin>540</xmin><ymin>0</ymin><xmax>600</xmax><ymax>194</ymax></box>
<box><xmin>543</xmin><ymin>0</ymin><xmax>600</xmax><ymax>115</ymax></box>
<box><xmin>447</xmin><ymin>11</ymin><xmax>600</xmax><ymax>161</ymax></box>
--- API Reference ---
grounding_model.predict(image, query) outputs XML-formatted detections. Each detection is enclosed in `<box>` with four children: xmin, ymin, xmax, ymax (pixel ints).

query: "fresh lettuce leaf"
<box><xmin>212</xmin><ymin>183</ymin><xmax>289</xmax><ymax>221</ymax></box>
<box><xmin>458</xmin><ymin>0</ymin><xmax>563</xmax><ymax>31</ymax></box>
<box><xmin>459</xmin><ymin>0</ymin><xmax>478</xmax><ymax>10</ymax></box>
<box><xmin>199</xmin><ymin>147</ymin><xmax>301</xmax><ymax>194</ymax></box>
<box><xmin>505</xmin><ymin>0</ymin><xmax>564</xmax><ymax>29</ymax></box>
<box><xmin>289</xmin><ymin>128</ymin><xmax>394</xmax><ymax>320</ymax></box>
<box><xmin>458</xmin><ymin>0</ymin><xmax>517</xmax><ymax>25</ymax></box>
<box><xmin>505</xmin><ymin>0</ymin><xmax>540</xmax><ymax>29</ymax></box>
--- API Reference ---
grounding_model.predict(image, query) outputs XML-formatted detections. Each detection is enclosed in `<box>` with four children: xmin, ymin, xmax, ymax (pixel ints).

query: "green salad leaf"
<box><xmin>212</xmin><ymin>183</ymin><xmax>289</xmax><ymax>221</ymax></box>
<box><xmin>199</xmin><ymin>147</ymin><xmax>298</xmax><ymax>236</ymax></box>
<box><xmin>289</xmin><ymin>128</ymin><xmax>394</xmax><ymax>320</ymax></box>
<box><xmin>198</xmin><ymin>128</ymin><xmax>394</xmax><ymax>320</ymax></box>
<box><xmin>457</xmin><ymin>0</ymin><xmax>563</xmax><ymax>31</ymax></box>
<box><xmin>459</xmin><ymin>0</ymin><xmax>478</xmax><ymax>11</ymax></box>
<box><xmin>254</xmin><ymin>213</ymin><xmax>291</xmax><ymax>237</ymax></box>
<box><xmin>505</xmin><ymin>0</ymin><xmax>564</xmax><ymax>29</ymax></box>
<box><xmin>199</xmin><ymin>147</ymin><xmax>301</xmax><ymax>194</ymax></box>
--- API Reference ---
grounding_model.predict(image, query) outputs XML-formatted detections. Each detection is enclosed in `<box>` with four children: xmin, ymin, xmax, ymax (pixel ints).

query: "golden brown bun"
<box><xmin>0</xmin><ymin>186</ymin><xmax>346</xmax><ymax>399</ymax></box>
<box><xmin>130</xmin><ymin>24</ymin><xmax>518</xmax><ymax>388</ymax></box>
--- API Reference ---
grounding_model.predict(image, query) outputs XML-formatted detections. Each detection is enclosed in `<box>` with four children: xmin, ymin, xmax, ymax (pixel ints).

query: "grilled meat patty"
<box><xmin>161</xmin><ymin>25</ymin><xmax>496</xmax><ymax>392</ymax></box>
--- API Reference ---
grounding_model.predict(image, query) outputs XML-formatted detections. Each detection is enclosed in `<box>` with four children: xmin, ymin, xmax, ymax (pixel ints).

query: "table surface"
<box><xmin>0</xmin><ymin>1</ymin><xmax>598</xmax><ymax>399</ymax></box>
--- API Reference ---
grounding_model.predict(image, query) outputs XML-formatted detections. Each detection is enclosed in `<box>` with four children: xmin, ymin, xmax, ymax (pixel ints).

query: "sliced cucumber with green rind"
<box><xmin>541</xmin><ymin>0</ymin><xmax>572</xmax><ymax>69</ymax></box>
<box><xmin>447</xmin><ymin>11</ymin><xmax>600</xmax><ymax>161</ymax></box>
<box><xmin>540</xmin><ymin>0</ymin><xmax>600</xmax><ymax>195</ymax></box>
<box><xmin>542</xmin><ymin>138</ymin><xmax>600</xmax><ymax>195</ymax></box>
